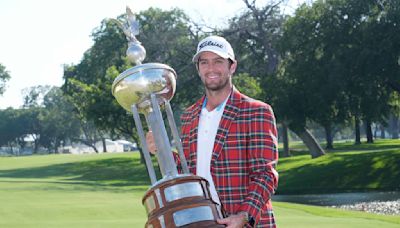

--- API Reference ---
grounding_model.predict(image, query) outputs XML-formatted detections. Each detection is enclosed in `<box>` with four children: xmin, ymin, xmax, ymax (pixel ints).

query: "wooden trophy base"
<box><xmin>142</xmin><ymin>175</ymin><xmax>225</xmax><ymax>228</ymax></box>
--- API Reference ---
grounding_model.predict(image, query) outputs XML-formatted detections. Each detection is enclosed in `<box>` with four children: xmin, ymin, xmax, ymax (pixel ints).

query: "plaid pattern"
<box><xmin>180</xmin><ymin>88</ymin><xmax>279</xmax><ymax>227</ymax></box>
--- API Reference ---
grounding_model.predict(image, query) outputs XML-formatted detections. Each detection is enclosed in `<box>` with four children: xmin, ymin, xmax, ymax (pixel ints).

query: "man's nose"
<box><xmin>206</xmin><ymin>61</ymin><xmax>218</xmax><ymax>71</ymax></box>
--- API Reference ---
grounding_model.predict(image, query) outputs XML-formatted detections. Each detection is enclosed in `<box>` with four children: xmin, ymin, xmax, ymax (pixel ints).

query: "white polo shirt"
<box><xmin>196</xmin><ymin>96</ymin><xmax>228</xmax><ymax>207</ymax></box>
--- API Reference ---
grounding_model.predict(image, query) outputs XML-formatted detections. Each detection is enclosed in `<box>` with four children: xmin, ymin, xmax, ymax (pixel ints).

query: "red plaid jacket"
<box><xmin>180</xmin><ymin>88</ymin><xmax>279</xmax><ymax>227</ymax></box>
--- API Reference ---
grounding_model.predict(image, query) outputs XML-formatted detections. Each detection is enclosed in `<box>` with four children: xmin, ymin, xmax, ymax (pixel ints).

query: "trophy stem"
<box><xmin>146</xmin><ymin>94</ymin><xmax>178</xmax><ymax>178</ymax></box>
<box><xmin>131</xmin><ymin>104</ymin><xmax>157</xmax><ymax>185</ymax></box>
<box><xmin>165</xmin><ymin>101</ymin><xmax>189</xmax><ymax>174</ymax></box>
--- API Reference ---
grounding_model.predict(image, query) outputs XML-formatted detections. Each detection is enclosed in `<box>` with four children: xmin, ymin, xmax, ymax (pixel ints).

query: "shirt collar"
<box><xmin>202</xmin><ymin>94</ymin><xmax>230</xmax><ymax>112</ymax></box>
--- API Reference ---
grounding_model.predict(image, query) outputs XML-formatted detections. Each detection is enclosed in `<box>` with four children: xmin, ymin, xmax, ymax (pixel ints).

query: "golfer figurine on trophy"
<box><xmin>111</xmin><ymin>7</ymin><xmax>224</xmax><ymax>228</ymax></box>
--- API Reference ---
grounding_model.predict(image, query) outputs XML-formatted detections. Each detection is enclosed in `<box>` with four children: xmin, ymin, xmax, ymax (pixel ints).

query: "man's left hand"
<box><xmin>217</xmin><ymin>213</ymin><xmax>247</xmax><ymax>228</ymax></box>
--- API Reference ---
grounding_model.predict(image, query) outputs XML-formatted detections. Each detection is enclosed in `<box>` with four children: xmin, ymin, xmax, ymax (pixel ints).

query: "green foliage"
<box><xmin>62</xmin><ymin>8</ymin><xmax>200</xmax><ymax>145</ymax></box>
<box><xmin>58</xmin><ymin>1</ymin><xmax>400</xmax><ymax>158</ymax></box>
<box><xmin>222</xmin><ymin>1</ymin><xmax>326</xmax><ymax>156</ymax></box>
<box><xmin>0</xmin><ymin>108</ymin><xmax>23</xmax><ymax>146</ymax></box>
<box><xmin>0</xmin><ymin>86</ymin><xmax>82</xmax><ymax>152</ymax></box>
<box><xmin>233</xmin><ymin>73</ymin><xmax>262</xmax><ymax>99</ymax></box>
<box><xmin>0</xmin><ymin>107</ymin><xmax>43</xmax><ymax>149</ymax></box>
<box><xmin>0</xmin><ymin>63</ymin><xmax>10</xmax><ymax>95</ymax></box>
<box><xmin>224</xmin><ymin>2</ymin><xmax>286</xmax><ymax>76</ymax></box>
<box><xmin>277</xmin><ymin>0</ymin><xmax>352</xmax><ymax>131</ymax></box>
<box><xmin>21</xmin><ymin>85</ymin><xmax>52</xmax><ymax>108</ymax></box>
<box><xmin>277</xmin><ymin>0</ymin><xmax>400</xmax><ymax>134</ymax></box>
<box><xmin>38</xmin><ymin>87</ymin><xmax>81</xmax><ymax>152</ymax></box>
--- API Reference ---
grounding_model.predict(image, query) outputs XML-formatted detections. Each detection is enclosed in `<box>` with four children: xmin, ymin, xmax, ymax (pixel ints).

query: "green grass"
<box><xmin>0</xmin><ymin>153</ymin><xmax>149</xmax><ymax>227</ymax></box>
<box><xmin>278</xmin><ymin>139</ymin><xmax>400</xmax><ymax>194</ymax></box>
<box><xmin>274</xmin><ymin>202</ymin><xmax>400</xmax><ymax>227</ymax></box>
<box><xmin>0</xmin><ymin>140</ymin><xmax>399</xmax><ymax>227</ymax></box>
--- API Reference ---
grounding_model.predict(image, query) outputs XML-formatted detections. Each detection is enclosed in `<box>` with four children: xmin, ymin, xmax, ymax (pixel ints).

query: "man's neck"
<box><xmin>204</xmin><ymin>87</ymin><xmax>231</xmax><ymax>111</ymax></box>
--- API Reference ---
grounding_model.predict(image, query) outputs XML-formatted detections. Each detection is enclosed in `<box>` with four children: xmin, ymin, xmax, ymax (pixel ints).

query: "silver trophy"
<box><xmin>111</xmin><ymin>7</ymin><xmax>224</xmax><ymax>228</ymax></box>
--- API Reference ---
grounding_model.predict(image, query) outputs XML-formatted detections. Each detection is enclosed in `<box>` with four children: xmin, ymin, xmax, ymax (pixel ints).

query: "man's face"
<box><xmin>197</xmin><ymin>51</ymin><xmax>237</xmax><ymax>92</ymax></box>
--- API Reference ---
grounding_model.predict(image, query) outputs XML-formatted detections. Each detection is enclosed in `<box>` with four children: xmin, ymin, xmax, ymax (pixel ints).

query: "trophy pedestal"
<box><xmin>143</xmin><ymin>175</ymin><xmax>225</xmax><ymax>228</ymax></box>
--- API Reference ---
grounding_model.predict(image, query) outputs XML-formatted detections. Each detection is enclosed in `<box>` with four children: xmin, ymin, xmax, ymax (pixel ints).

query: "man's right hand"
<box><xmin>146</xmin><ymin>131</ymin><xmax>157</xmax><ymax>154</ymax></box>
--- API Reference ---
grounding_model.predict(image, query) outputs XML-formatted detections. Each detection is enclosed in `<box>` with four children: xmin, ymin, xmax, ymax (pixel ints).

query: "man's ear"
<box><xmin>230</xmin><ymin>60</ymin><xmax>237</xmax><ymax>74</ymax></box>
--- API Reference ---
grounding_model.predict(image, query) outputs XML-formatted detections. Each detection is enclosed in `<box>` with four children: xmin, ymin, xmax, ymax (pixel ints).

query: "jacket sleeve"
<box><xmin>237</xmin><ymin>103</ymin><xmax>279</xmax><ymax>224</ymax></box>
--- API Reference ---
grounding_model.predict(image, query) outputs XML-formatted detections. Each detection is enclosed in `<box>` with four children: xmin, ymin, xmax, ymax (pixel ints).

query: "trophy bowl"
<box><xmin>111</xmin><ymin>63</ymin><xmax>177</xmax><ymax>113</ymax></box>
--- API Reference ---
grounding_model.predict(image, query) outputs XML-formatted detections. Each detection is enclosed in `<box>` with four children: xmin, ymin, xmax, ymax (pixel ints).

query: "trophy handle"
<box><xmin>146</xmin><ymin>94</ymin><xmax>179</xmax><ymax>178</ymax></box>
<box><xmin>164</xmin><ymin>100</ymin><xmax>189</xmax><ymax>174</ymax></box>
<box><xmin>131</xmin><ymin>104</ymin><xmax>157</xmax><ymax>184</ymax></box>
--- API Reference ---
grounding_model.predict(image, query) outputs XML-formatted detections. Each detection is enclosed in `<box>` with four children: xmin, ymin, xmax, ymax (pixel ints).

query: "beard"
<box><xmin>203</xmin><ymin>74</ymin><xmax>231</xmax><ymax>92</ymax></box>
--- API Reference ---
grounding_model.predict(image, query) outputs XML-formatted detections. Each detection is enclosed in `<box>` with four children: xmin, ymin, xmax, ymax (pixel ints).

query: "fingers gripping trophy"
<box><xmin>111</xmin><ymin>7</ymin><xmax>224</xmax><ymax>228</ymax></box>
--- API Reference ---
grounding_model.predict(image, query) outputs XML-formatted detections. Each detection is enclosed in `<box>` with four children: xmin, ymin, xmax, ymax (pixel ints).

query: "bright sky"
<box><xmin>0</xmin><ymin>0</ymin><xmax>306</xmax><ymax>109</ymax></box>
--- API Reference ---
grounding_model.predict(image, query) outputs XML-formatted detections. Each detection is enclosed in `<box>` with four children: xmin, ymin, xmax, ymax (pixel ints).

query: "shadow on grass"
<box><xmin>328</xmin><ymin>140</ymin><xmax>400</xmax><ymax>152</ymax></box>
<box><xmin>280</xmin><ymin>139</ymin><xmax>400</xmax><ymax>157</ymax></box>
<box><xmin>0</xmin><ymin>157</ymin><xmax>160</xmax><ymax>187</ymax></box>
<box><xmin>277</xmin><ymin>149</ymin><xmax>400</xmax><ymax>194</ymax></box>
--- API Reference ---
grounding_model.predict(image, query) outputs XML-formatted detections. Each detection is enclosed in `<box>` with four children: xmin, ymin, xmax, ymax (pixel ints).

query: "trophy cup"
<box><xmin>111</xmin><ymin>7</ymin><xmax>224</xmax><ymax>227</ymax></box>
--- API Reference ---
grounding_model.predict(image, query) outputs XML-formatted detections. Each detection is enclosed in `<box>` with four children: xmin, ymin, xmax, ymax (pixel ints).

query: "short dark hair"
<box><xmin>195</xmin><ymin>57</ymin><xmax>234</xmax><ymax>68</ymax></box>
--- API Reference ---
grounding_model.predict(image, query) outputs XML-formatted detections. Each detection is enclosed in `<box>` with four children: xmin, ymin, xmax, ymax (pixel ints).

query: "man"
<box><xmin>148</xmin><ymin>35</ymin><xmax>279</xmax><ymax>227</ymax></box>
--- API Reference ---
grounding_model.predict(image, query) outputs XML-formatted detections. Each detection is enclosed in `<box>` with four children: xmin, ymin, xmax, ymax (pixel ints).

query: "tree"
<box><xmin>277</xmin><ymin>0</ymin><xmax>400</xmax><ymax>150</ymax></box>
<box><xmin>233</xmin><ymin>73</ymin><xmax>263</xmax><ymax>99</ymax></box>
<box><xmin>0</xmin><ymin>63</ymin><xmax>11</xmax><ymax>95</ymax></box>
<box><xmin>358</xmin><ymin>0</ymin><xmax>400</xmax><ymax>142</ymax></box>
<box><xmin>63</xmin><ymin>8</ymin><xmax>200</xmax><ymax>159</ymax></box>
<box><xmin>224</xmin><ymin>0</ymin><xmax>326</xmax><ymax>157</ymax></box>
<box><xmin>0</xmin><ymin>108</ymin><xmax>20</xmax><ymax>149</ymax></box>
<box><xmin>22</xmin><ymin>85</ymin><xmax>52</xmax><ymax>108</ymax></box>
<box><xmin>278</xmin><ymin>1</ymin><xmax>356</xmax><ymax>150</ymax></box>
<box><xmin>0</xmin><ymin>107</ymin><xmax>43</xmax><ymax>154</ymax></box>
<box><xmin>20</xmin><ymin>85</ymin><xmax>52</xmax><ymax>152</ymax></box>
<box><xmin>39</xmin><ymin>87</ymin><xmax>81</xmax><ymax>153</ymax></box>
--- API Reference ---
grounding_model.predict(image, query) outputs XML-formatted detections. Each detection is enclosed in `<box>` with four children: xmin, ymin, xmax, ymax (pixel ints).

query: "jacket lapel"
<box><xmin>187</xmin><ymin>96</ymin><xmax>204</xmax><ymax>174</ymax></box>
<box><xmin>211</xmin><ymin>89</ymin><xmax>242</xmax><ymax>164</ymax></box>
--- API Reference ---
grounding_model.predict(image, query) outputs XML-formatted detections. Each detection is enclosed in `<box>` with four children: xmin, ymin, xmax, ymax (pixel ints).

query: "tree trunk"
<box><xmin>293</xmin><ymin>127</ymin><xmax>325</xmax><ymax>158</ymax></box>
<box><xmin>34</xmin><ymin>139</ymin><xmax>39</xmax><ymax>153</ymax></box>
<box><xmin>131</xmin><ymin>133</ymin><xmax>146</xmax><ymax>164</ymax></box>
<box><xmin>366</xmin><ymin>120</ymin><xmax>374</xmax><ymax>143</ymax></box>
<box><xmin>324</xmin><ymin>124</ymin><xmax>334</xmax><ymax>149</ymax></box>
<box><xmin>390</xmin><ymin>114</ymin><xmax>399</xmax><ymax>139</ymax></box>
<box><xmin>354</xmin><ymin>115</ymin><xmax>361</xmax><ymax>144</ymax></box>
<box><xmin>380</xmin><ymin>125</ymin><xmax>386</xmax><ymax>139</ymax></box>
<box><xmin>281</xmin><ymin>123</ymin><xmax>290</xmax><ymax>157</ymax></box>
<box><xmin>92</xmin><ymin>145</ymin><xmax>99</xmax><ymax>153</ymax></box>
<box><xmin>8</xmin><ymin>142</ymin><xmax>14</xmax><ymax>155</ymax></box>
<box><xmin>54</xmin><ymin>141</ymin><xmax>59</xmax><ymax>154</ymax></box>
<box><xmin>102</xmin><ymin>138</ymin><xmax>107</xmax><ymax>153</ymax></box>
<box><xmin>138</xmin><ymin>147</ymin><xmax>146</xmax><ymax>164</ymax></box>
